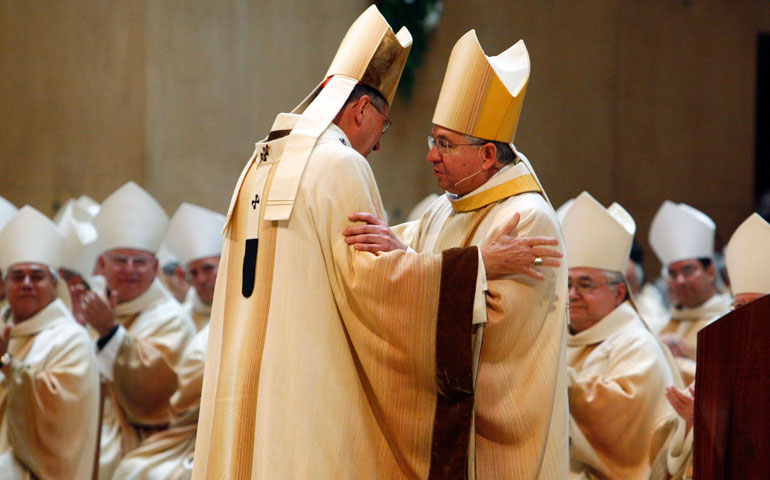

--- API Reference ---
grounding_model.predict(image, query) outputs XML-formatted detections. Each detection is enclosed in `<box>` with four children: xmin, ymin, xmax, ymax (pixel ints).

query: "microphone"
<box><xmin>453</xmin><ymin>169</ymin><xmax>483</xmax><ymax>187</ymax></box>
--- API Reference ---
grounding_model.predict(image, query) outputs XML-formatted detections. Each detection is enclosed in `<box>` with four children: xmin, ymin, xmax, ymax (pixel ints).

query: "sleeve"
<box><xmin>111</xmin><ymin>309</ymin><xmax>195</xmax><ymax>426</ymax></box>
<box><xmin>311</xmin><ymin>148</ymin><xmax>480</xmax><ymax>475</ymax></box>
<box><xmin>5</xmin><ymin>333</ymin><xmax>99</xmax><ymax>480</ymax></box>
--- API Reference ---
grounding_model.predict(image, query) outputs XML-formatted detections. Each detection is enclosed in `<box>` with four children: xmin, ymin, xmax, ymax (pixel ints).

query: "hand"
<box><xmin>665</xmin><ymin>384</ymin><xmax>695</xmax><ymax>425</ymax></box>
<box><xmin>0</xmin><ymin>324</ymin><xmax>11</xmax><ymax>375</ymax></box>
<box><xmin>79</xmin><ymin>289</ymin><xmax>119</xmax><ymax>338</ymax></box>
<box><xmin>660</xmin><ymin>333</ymin><xmax>691</xmax><ymax>358</ymax></box>
<box><xmin>480</xmin><ymin>213</ymin><xmax>562</xmax><ymax>280</ymax></box>
<box><xmin>343</xmin><ymin>212</ymin><xmax>406</xmax><ymax>253</ymax></box>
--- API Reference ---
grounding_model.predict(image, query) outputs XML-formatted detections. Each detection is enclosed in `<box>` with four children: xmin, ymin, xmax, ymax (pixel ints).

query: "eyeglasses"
<box><xmin>427</xmin><ymin>136</ymin><xmax>484</xmax><ymax>155</ymax></box>
<box><xmin>369</xmin><ymin>103</ymin><xmax>391</xmax><ymax>134</ymax></box>
<box><xmin>568</xmin><ymin>279</ymin><xmax>621</xmax><ymax>295</ymax></box>
<box><xmin>104</xmin><ymin>253</ymin><xmax>155</xmax><ymax>271</ymax></box>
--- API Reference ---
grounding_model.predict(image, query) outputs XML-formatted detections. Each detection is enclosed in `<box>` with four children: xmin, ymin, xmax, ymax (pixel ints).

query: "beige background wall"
<box><xmin>2</xmin><ymin>0</ymin><xmax>769</xmax><ymax>274</ymax></box>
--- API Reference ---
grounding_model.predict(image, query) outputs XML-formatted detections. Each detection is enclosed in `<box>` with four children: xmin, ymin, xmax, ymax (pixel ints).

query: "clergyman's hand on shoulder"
<box><xmin>481</xmin><ymin>212</ymin><xmax>562</xmax><ymax>280</ymax></box>
<box><xmin>343</xmin><ymin>212</ymin><xmax>406</xmax><ymax>253</ymax></box>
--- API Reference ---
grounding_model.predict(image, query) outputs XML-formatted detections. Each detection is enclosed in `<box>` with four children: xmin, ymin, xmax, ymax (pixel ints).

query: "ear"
<box><xmin>353</xmin><ymin>95</ymin><xmax>371</xmax><ymax>126</ymax></box>
<box><xmin>480</xmin><ymin>142</ymin><xmax>498</xmax><ymax>170</ymax></box>
<box><xmin>615</xmin><ymin>281</ymin><xmax>628</xmax><ymax>307</ymax></box>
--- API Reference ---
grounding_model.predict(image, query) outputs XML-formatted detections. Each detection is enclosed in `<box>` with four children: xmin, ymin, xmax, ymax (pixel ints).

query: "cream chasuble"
<box><xmin>97</xmin><ymin>279</ymin><xmax>195</xmax><ymax>480</ymax></box>
<box><xmin>660</xmin><ymin>292</ymin><xmax>731</xmax><ymax>384</ymax></box>
<box><xmin>567</xmin><ymin>301</ymin><xmax>678</xmax><ymax>480</ymax></box>
<box><xmin>113</xmin><ymin>324</ymin><xmax>210</xmax><ymax>479</ymax></box>
<box><xmin>400</xmin><ymin>161</ymin><xmax>569</xmax><ymax>479</ymax></box>
<box><xmin>193</xmin><ymin>124</ymin><xmax>484</xmax><ymax>479</ymax></box>
<box><xmin>0</xmin><ymin>299</ymin><xmax>100</xmax><ymax>480</ymax></box>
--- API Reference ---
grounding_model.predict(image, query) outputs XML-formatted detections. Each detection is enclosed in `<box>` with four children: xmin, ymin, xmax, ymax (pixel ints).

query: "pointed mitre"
<box><xmin>264</xmin><ymin>6</ymin><xmax>411</xmax><ymax>222</ymax></box>
<box><xmin>94</xmin><ymin>182</ymin><xmax>168</xmax><ymax>254</ymax></box>
<box><xmin>0</xmin><ymin>206</ymin><xmax>64</xmax><ymax>271</ymax></box>
<box><xmin>725</xmin><ymin>213</ymin><xmax>770</xmax><ymax>295</ymax></box>
<box><xmin>56</xmin><ymin>201</ymin><xmax>100</xmax><ymax>276</ymax></box>
<box><xmin>432</xmin><ymin>30</ymin><xmax>529</xmax><ymax>143</ymax></box>
<box><xmin>555</xmin><ymin>198</ymin><xmax>575</xmax><ymax>226</ymax></box>
<box><xmin>324</xmin><ymin>5</ymin><xmax>412</xmax><ymax>106</ymax></box>
<box><xmin>165</xmin><ymin>203</ymin><xmax>225</xmax><ymax>267</ymax></box>
<box><xmin>649</xmin><ymin>201</ymin><xmax>715</xmax><ymax>266</ymax></box>
<box><xmin>562</xmin><ymin>192</ymin><xmax>635</xmax><ymax>274</ymax></box>
<box><xmin>0</xmin><ymin>196</ymin><xmax>19</xmax><ymax>232</ymax></box>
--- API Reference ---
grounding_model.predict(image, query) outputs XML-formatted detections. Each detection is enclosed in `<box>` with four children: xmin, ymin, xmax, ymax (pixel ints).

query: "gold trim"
<box><xmin>450</xmin><ymin>174</ymin><xmax>541</xmax><ymax>212</ymax></box>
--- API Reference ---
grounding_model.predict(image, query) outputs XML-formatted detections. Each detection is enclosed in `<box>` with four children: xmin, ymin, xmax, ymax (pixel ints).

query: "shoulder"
<box><xmin>491</xmin><ymin>192</ymin><xmax>561</xmax><ymax>236</ymax></box>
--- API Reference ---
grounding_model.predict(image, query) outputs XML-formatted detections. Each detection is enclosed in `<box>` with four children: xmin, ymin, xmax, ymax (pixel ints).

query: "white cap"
<box><xmin>156</xmin><ymin>242</ymin><xmax>178</xmax><ymax>267</ymax></box>
<box><xmin>649</xmin><ymin>201</ymin><xmax>715</xmax><ymax>266</ymax></box>
<box><xmin>94</xmin><ymin>182</ymin><xmax>168</xmax><ymax>255</ymax></box>
<box><xmin>0</xmin><ymin>196</ymin><xmax>19</xmax><ymax>232</ymax></box>
<box><xmin>165</xmin><ymin>203</ymin><xmax>225</xmax><ymax>267</ymax></box>
<box><xmin>56</xmin><ymin>201</ymin><xmax>100</xmax><ymax>276</ymax></box>
<box><xmin>0</xmin><ymin>206</ymin><xmax>64</xmax><ymax>271</ymax></box>
<box><xmin>725</xmin><ymin>213</ymin><xmax>770</xmax><ymax>295</ymax></box>
<box><xmin>562</xmin><ymin>192</ymin><xmax>635</xmax><ymax>274</ymax></box>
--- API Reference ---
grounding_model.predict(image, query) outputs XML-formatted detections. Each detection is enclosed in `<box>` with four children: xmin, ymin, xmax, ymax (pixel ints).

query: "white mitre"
<box><xmin>56</xmin><ymin>201</ymin><xmax>100</xmax><ymax>276</ymax></box>
<box><xmin>0</xmin><ymin>206</ymin><xmax>64</xmax><ymax>271</ymax></box>
<box><xmin>53</xmin><ymin>195</ymin><xmax>101</xmax><ymax>224</ymax></box>
<box><xmin>649</xmin><ymin>200</ymin><xmax>715</xmax><ymax>266</ymax></box>
<box><xmin>725</xmin><ymin>213</ymin><xmax>770</xmax><ymax>295</ymax></box>
<box><xmin>94</xmin><ymin>181</ymin><xmax>168</xmax><ymax>254</ymax></box>
<box><xmin>562</xmin><ymin>191</ymin><xmax>635</xmax><ymax>274</ymax></box>
<box><xmin>0</xmin><ymin>196</ymin><xmax>19</xmax><ymax>233</ymax></box>
<box><xmin>165</xmin><ymin>203</ymin><xmax>225</xmax><ymax>267</ymax></box>
<box><xmin>555</xmin><ymin>198</ymin><xmax>575</xmax><ymax>226</ymax></box>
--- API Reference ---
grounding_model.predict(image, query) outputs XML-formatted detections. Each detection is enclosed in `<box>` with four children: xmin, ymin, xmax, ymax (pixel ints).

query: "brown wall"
<box><xmin>2</xmin><ymin>0</ymin><xmax>768</xmax><ymax>275</ymax></box>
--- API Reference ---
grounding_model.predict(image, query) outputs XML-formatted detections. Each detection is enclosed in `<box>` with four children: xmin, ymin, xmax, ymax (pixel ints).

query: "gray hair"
<box><xmin>463</xmin><ymin>134</ymin><xmax>518</xmax><ymax>165</ymax></box>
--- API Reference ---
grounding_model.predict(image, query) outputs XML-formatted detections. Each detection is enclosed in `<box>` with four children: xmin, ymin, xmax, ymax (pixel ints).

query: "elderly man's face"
<box><xmin>186</xmin><ymin>255</ymin><xmax>220</xmax><ymax>305</ymax></box>
<box><xmin>568</xmin><ymin>267</ymin><xmax>626</xmax><ymax>333</ymax></box>
<box><xmin>427</xmin><ymin>125</ymin><xmax>489</xmax><ymax>195</ymax></box>
<box><xmin>666</xmin><ymin>259</ymin><xmax>716</xmax><ymax>309</ymax></box>
<box><xmin>99</xmin><ymin>248</ymin><xmax>158</xmax><ymax>304</ymax></box>
<box><xmin>6</xmin><ymin>263</ymin><xmax>58</xmax><ymax>322</ymax></box>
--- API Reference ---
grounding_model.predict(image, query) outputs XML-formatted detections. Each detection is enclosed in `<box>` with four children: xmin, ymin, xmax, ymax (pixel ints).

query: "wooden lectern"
<box><xmin>694</xmin><ymin>293</ymin><xmax>770</xmax><ymax>479</ymax></box>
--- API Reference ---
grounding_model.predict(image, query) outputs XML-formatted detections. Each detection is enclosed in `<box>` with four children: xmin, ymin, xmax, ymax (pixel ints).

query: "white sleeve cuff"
<box><xmin>473</xmin><ymin>247</ymin><xmax>488</xmax><ymax>326</ymax></box>
<box><xmin>96</xmin><ymin>325</ymin><xmax>126</xmax><ymax>382</ymax></box>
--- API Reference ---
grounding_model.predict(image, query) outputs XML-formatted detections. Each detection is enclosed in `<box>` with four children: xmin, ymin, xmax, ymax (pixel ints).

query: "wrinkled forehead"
<box><xmin>568</xmin><ymin>267</ymin><xmax>606</xmax><ymax>281</ymax></box>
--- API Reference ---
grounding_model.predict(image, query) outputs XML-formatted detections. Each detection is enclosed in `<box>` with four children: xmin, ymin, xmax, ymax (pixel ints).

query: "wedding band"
<box><xmin>533</xmin><ymin>257</ymin><xmax>543</xmax><ymax>267</ymax></box>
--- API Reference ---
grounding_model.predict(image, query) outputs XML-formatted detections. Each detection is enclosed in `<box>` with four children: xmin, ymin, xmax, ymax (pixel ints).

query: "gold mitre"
<box><xmin>324</xmin><ymin>5</ymin><xmax>412</xmax><ymax>106</ymax></box>
<box><xmin>433</xmin><ymin>30</ymin><xmax>530</xmax><ymax>143</ymax></box>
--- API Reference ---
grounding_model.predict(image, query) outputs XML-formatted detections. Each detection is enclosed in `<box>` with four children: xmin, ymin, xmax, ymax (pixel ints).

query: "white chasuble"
<box><xmin>113</xmin><ymin>324</ymin><xmax>209</xmax><ymax>479</ymax></box>
<box><xmin>193</xmin><ymin>124</ymin><xmax>483</xmax><ymax>479</ymax></box>
<box><xmin>0</xmin><ymin>299</ymin><xmax>100</xmax><ymax>480</ymax></box>
<box><xmin>567</xmin><ymin>301</ymin><xmax>678</xmax><ymax>480</ymax></box>
<box><xmin>97</xmin><ymin>279</ymin><xmax>195</xmax><ymax>479</ymax></box>
<box><xmin>403</xmin><ymin>161</ymin><xmax>570</xmax><ymax>479</ymax></box>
